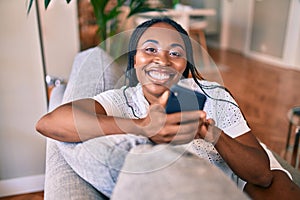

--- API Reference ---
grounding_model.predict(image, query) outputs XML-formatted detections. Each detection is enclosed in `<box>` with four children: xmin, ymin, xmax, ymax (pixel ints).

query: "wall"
<box><xmin>204</xmin><ymin>0</ymin><xmax>300</xmax><ymax>70</ymax></box>
<box><xmin>0</xmin><ymin>0</ymin><xmax>79</xmax><ymax>197</ymax></box>
<box><xmin>297</xmin><ymin>29</ymin><xmax>300</xmax><ymax>66</ymax></box>
<box><xmin>41</xmin><ymin>0</ymin><xmax>80</xmax><ymax>80</ymax></box>
<box><xmin>220</xmin><ymin>0</ymin><xmax>251</xmax><ymax>52</ymax></box>
<box><xmin>250</xmin><ymin>0</ymin><xmax>290</xmax><ymax>58</ymax></box>
<box><xmin>245</xmin><ymin>0</ymin><xmax>300</xmax><ymax>70</ymax></box>
<box><xmin>284</xmin><ymin>0</ymin><xmax>300</xmax><ymax>68</ymax></box>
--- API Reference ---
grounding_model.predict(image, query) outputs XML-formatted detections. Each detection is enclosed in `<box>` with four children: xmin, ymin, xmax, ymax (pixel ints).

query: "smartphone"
<box><xmin>165</xmin><ymin>84</ymin><xmax>207</xmax><ymax>114</ymax></box>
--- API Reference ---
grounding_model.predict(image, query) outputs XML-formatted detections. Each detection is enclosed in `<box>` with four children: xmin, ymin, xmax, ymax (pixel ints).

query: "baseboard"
<box><xmin>0</xmin><ymin>174</ymin><xmax>44</xmax><ymax>197</ymax></box>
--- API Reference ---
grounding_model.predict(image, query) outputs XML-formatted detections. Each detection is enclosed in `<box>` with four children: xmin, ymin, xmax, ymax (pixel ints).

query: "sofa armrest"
<box><xmin>44</xmin><ymin>139</ymin><xmax>108</xmax><ymax>200</ymax></box>
<box><xmin>49</xmin><ymin>84</ymin><xmax>66</xmax><ymax>112</ymax></box>
<box><xmin>44</xmin><ymin>47</ymin><xmax>122</xmax><ymax>199</ymax></box>
<box><xmin>45</xmin><ymin>84</ymin><xmax>109</xmax><ymax>199</ymax></box>
<box><xmin>272</xmin><ymin>152</ymin><xmax>300</xmax><ymax>187</ymax></box>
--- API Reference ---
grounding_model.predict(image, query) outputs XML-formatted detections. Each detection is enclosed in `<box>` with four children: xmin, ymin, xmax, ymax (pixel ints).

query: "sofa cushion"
<box><xmin>111</xmin><ymin>144</ymin><xmax>249</xmax><ymax>200</ymax></box>
<box><xmin>63</xmin><ymin>47</ymin><xmax>124</xmax><ymax>103</ymax></box>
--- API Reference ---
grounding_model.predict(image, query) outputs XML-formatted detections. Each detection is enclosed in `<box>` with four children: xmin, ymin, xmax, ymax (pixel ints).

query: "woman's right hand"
<box><xmin>139</xmin><ymin>91</ymin><xmax>205</xmax><ymax>145</ymax></box>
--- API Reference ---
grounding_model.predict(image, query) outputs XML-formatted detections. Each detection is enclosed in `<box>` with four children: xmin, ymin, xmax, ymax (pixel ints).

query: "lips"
<box><xmin>143</xmin><ymin>63</ymin><xmax>179</xmax><ymax>84</ymax></box>
<box><xmin>147</xmin><ymin>69</ymin><xmax>174</xmax><ymax>80</ymax></box>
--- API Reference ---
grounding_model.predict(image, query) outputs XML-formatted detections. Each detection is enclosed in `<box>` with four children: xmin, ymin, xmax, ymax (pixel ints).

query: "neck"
<box><xmin>144</xmin><ymin>92</ymin><xmax>161</xmax><ymax>105</ymax></box>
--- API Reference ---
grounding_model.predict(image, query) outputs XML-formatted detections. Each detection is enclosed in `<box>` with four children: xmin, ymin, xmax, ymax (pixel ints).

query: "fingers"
<box><xmin>145</xmin><ymin>105</ymin><xmax>208</xmax><ymax>144</ymax></box>
<box><xmin>150</xmin><ymin>118</ymin><xmax>200</xmax><ymax>144</ymax></box>
<box><xmin>148</xmin><ymin>90</ymin><xmax>170</xmax><ymax>113</ymax></box>
<box><xmin>161</xmin><ymin>111</ymin><xmax>205</xmax><ymax>143</ymax></box>
<box><xmin>167</xmin><ymin>110</ymin><xmax>206</xmax><ymax>124</ymax></box>
<box><xmin>197</xmin><ymin>118</ymin><xmax>222</xmax><ymax>145</ymax></box>
<box><xmin>206</xmin><ymin>118</ymin><xmax>215</xmax><ymax>126</ymax></box>
<box><xmin>158</xmin><ymin>90</ymin><xmax>170</xmax><ymax>108</ymax></box>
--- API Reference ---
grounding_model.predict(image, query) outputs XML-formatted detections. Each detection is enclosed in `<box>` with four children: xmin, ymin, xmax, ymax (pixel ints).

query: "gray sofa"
<box><xmin>45</xmin><ymin>47</ymin><xmax>123</xmax><ymax>199</ymax></box>
<box><xmin>44</xmin><ymin>47</ymin><xmax>300</xmax><ymax>199</ymax></box>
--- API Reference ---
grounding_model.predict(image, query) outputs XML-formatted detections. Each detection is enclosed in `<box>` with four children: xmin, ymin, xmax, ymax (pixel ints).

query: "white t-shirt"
<box><xmin>93</xmin><ymin>78</ymin><xmax>290</xmax><ymax>189</ymax></box>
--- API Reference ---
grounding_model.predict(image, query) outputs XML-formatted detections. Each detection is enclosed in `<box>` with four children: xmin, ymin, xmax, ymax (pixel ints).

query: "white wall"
<box><xmin>250</xmin><ymin>0</ymin><xmax>290</xmax><ymax>58</ymax></box>
<box><xmin>284</xmin><ymin>0</ymin><xmax>300</xmax><ymax>68</ymax></box>
<box><xmin>204</xmin><ymin>0</ymin><xmax>300</xmax><ymax>70</ymax></box>
<box><xmin>297</xmin><ymin>29</ymin><xmax>300</xmax><ymax>66</ymax></box>
<box><xmin>220</xmin><ymin>0</ymin><xmax>251</xmax><ymax>52</ymax></box>
<box><xmin>0</xmin><ymin>0</ymin><xmax>79</xmax><ymax>197</ymax></box>
<box><xmin>40</xmin><ymin>0</ymin><xmax>80</xmax><ymax>80</ymax></box>
<box><xmin>245</xmin><ymin>0</ymin><xmax>300</xmax><ymax>70</ymax></box>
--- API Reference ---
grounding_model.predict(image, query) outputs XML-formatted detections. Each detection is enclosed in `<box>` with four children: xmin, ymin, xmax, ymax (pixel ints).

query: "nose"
<box><xmin>154</xmin><ymin>50</ymin><xmax>171</xmax><ymax>66</ymax></box>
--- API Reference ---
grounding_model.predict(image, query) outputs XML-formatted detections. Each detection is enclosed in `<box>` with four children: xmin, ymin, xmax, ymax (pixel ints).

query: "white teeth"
<box><xmin>148</xmin><ymin>71</ymin><xmax>170</xmax><ymax>80</ymax></box>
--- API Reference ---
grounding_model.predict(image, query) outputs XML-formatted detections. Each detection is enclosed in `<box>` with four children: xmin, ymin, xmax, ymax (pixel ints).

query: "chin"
<box><xmin>144</xmin><ymin>83</ymin><xmax>169</xmax><ymax>96</ymax></box>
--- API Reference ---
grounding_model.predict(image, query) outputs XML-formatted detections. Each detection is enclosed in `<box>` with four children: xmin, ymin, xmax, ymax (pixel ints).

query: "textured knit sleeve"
<box><xmin>179</xmin><ymin>79</ymin><xmax>250</xmax><ymax>138</ymax></box>
<box><xmin>93</xmin><ymin>89</ymin><xmax>124</xmax><ymax>117</ymax></box>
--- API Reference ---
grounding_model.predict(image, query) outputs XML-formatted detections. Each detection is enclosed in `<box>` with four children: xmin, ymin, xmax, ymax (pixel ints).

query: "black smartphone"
<box><xmin>165</xmin><ymin>84</ymin><xmax>207</xmax><ymax>114</ymax></box>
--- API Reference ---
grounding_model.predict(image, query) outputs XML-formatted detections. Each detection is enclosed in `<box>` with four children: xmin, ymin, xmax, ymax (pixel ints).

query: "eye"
<box><xmin>169</xmin><ymin>50</ymin><xmax>183</xmax><ymax>57</ymax></box>
<box><xmin>169</xmin><ymin>46</ymin><xmax>185</xmax><ymax>58</ymax></box>
<box><xmin>145</xmin><ymin>47</ymin><xmax>157</xmax><ymax>54</ymax></box>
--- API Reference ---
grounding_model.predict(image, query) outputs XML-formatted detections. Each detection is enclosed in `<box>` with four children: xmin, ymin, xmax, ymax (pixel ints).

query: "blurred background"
<box><xmin>0</xmin><ymin>0</ymin><xmax>299</xmax><ymax>197</ymax></box>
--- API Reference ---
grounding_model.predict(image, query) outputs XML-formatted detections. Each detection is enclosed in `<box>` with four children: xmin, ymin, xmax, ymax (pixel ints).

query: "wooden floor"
<box><xmin>0</xmin><ymin>192</ymin><xmax>43</xmax><ymax>200</ymax></box>
<box><xmin>207</xmin><ymin>48</ymin><xmax>300</xmax><ymax>160</ymax></box>
<box><xmin>1</xmin><ymin>48</ymin><xmax>300</xmax><ymax>199</ymax></box>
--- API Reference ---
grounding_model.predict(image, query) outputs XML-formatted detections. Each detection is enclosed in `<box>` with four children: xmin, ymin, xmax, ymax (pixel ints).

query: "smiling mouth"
<box><xmin>143</xmin><ymin>64</ymin><xmax>178</xmax><ymax>84</ymax></box>
<box><xmin>146</xmin><ymin>70</ymin><xmax>175</xmax><ymax>81</ymax></box>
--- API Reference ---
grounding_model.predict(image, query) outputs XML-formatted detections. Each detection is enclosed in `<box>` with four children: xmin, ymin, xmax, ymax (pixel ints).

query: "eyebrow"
<box><xmin>170</xmin><ymin>43</ymin><xmax>185</xmax><ymax>50</ymax></box>
<box><xmin>142</xmin><ymin>39</ymin><xmax>159</xmax><ymax>45</ymax></box>
<box><xmin>142</xmin><ymin>39</ymin><xmax>185</xmax><ymax>50</ymax></box>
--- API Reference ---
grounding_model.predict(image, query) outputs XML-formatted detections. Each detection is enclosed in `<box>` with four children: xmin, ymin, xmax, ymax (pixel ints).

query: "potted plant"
<box><xmin>27</xmin><ymin>0</ymin><xmax>165</xmax><ymax>50</ymax></box>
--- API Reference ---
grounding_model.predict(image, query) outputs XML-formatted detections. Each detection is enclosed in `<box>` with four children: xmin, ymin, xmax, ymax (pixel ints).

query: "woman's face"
<box><xmin>134</xmin><ymin>22</ymin><xmax>187</xmax><ymax>103</ymax></box>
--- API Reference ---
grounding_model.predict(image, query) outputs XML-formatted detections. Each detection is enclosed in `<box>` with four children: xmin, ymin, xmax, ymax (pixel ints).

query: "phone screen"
<box><xmin>165</xmin><ymin>84</ymin><xmax>207</xmax><ymax>114</ymax></box>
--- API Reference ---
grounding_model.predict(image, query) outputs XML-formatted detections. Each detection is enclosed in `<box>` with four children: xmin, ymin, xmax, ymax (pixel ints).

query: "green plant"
<box><xmin>27</xmin><ymin>0</ymin><xmax>164</xmax><ymax>50</ymax></box>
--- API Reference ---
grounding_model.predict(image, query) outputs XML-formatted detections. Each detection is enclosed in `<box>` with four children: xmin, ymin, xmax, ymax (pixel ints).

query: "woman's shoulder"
<box><xmin>94</xmin><ymin>84</ymin><xmax>142</xmax><ymax>100</ymax></box>
<box><xmin>94</xmin><ymin>87</ymin><xmax>123</xmax><ymax>98</ymax></box>
<box><xmin>178</xmin><ymin>78</ymin><xmax>237</xmax><ymax>104</ymax></box>
<box><xmin>178</xmin><ymin>78</ymin><xmax>221</xmax><ymax>90</ymax></box>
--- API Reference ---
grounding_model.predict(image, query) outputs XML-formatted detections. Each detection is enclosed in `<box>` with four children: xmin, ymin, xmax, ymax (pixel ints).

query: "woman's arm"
<box><xmin>197</xmin><ymin>119</ymin><xmax>273</xmax><ymax>188</ymax></box>
<box><xmin>215</xmin><ymin>130</ymin><xmax>273</xmax><ymax>187</ymax></box>
<box><xmin>36</xmin><ymin>99</ymin><xmax>145</xmax><ymax>142</ymax></box>
<box><xmin>36</xmin><ymin>96</ymin><xmax>202</xmax><ymax>144</ymax></box>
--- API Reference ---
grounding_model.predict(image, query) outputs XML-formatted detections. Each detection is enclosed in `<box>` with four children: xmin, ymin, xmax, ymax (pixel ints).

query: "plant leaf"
<box><xmin>116</xmin><ymin>0</ymin><xmax>126</xmax><ymax>7</ymax></box>
<box><xmin>106</xmin><ymin>7</ymin><xmax>121</xmax><ymax>20</ymax></box>
<box><xmin>27</xmin><ymin>0</ymin><xmax>34</xmax><ymax>14</ymax></box>
<box><xmin>127</xmin><ymin>0</ymin><xmax>164</xmax><ymax>18</ymax></box>
<box><xmin>45</xmin><ymin>0</ymin><xmax>51</xmax><ymax>9</ymax></box>
<box><xmin>128</xmin><ymin>7</ymin><xmax>164</xmax><ymax>18</ymax></box>
<box><xmin>90</xmin><ymin>0</ymin><xmax>107</xmax><ymax>19</ymax></box>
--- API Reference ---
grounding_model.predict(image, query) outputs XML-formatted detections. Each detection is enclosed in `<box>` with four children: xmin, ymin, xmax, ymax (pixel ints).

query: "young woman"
<box><xmin>36</xmin><ymin>18</ymin><xmax>299</xmax><ymax>199</ymax></box>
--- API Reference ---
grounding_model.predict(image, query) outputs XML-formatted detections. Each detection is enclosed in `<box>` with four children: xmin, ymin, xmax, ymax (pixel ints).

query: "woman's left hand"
<box><xmin>196</xmin><ymin>118</ymin><xmax>222</xmax><ymax>145</ymax></box>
